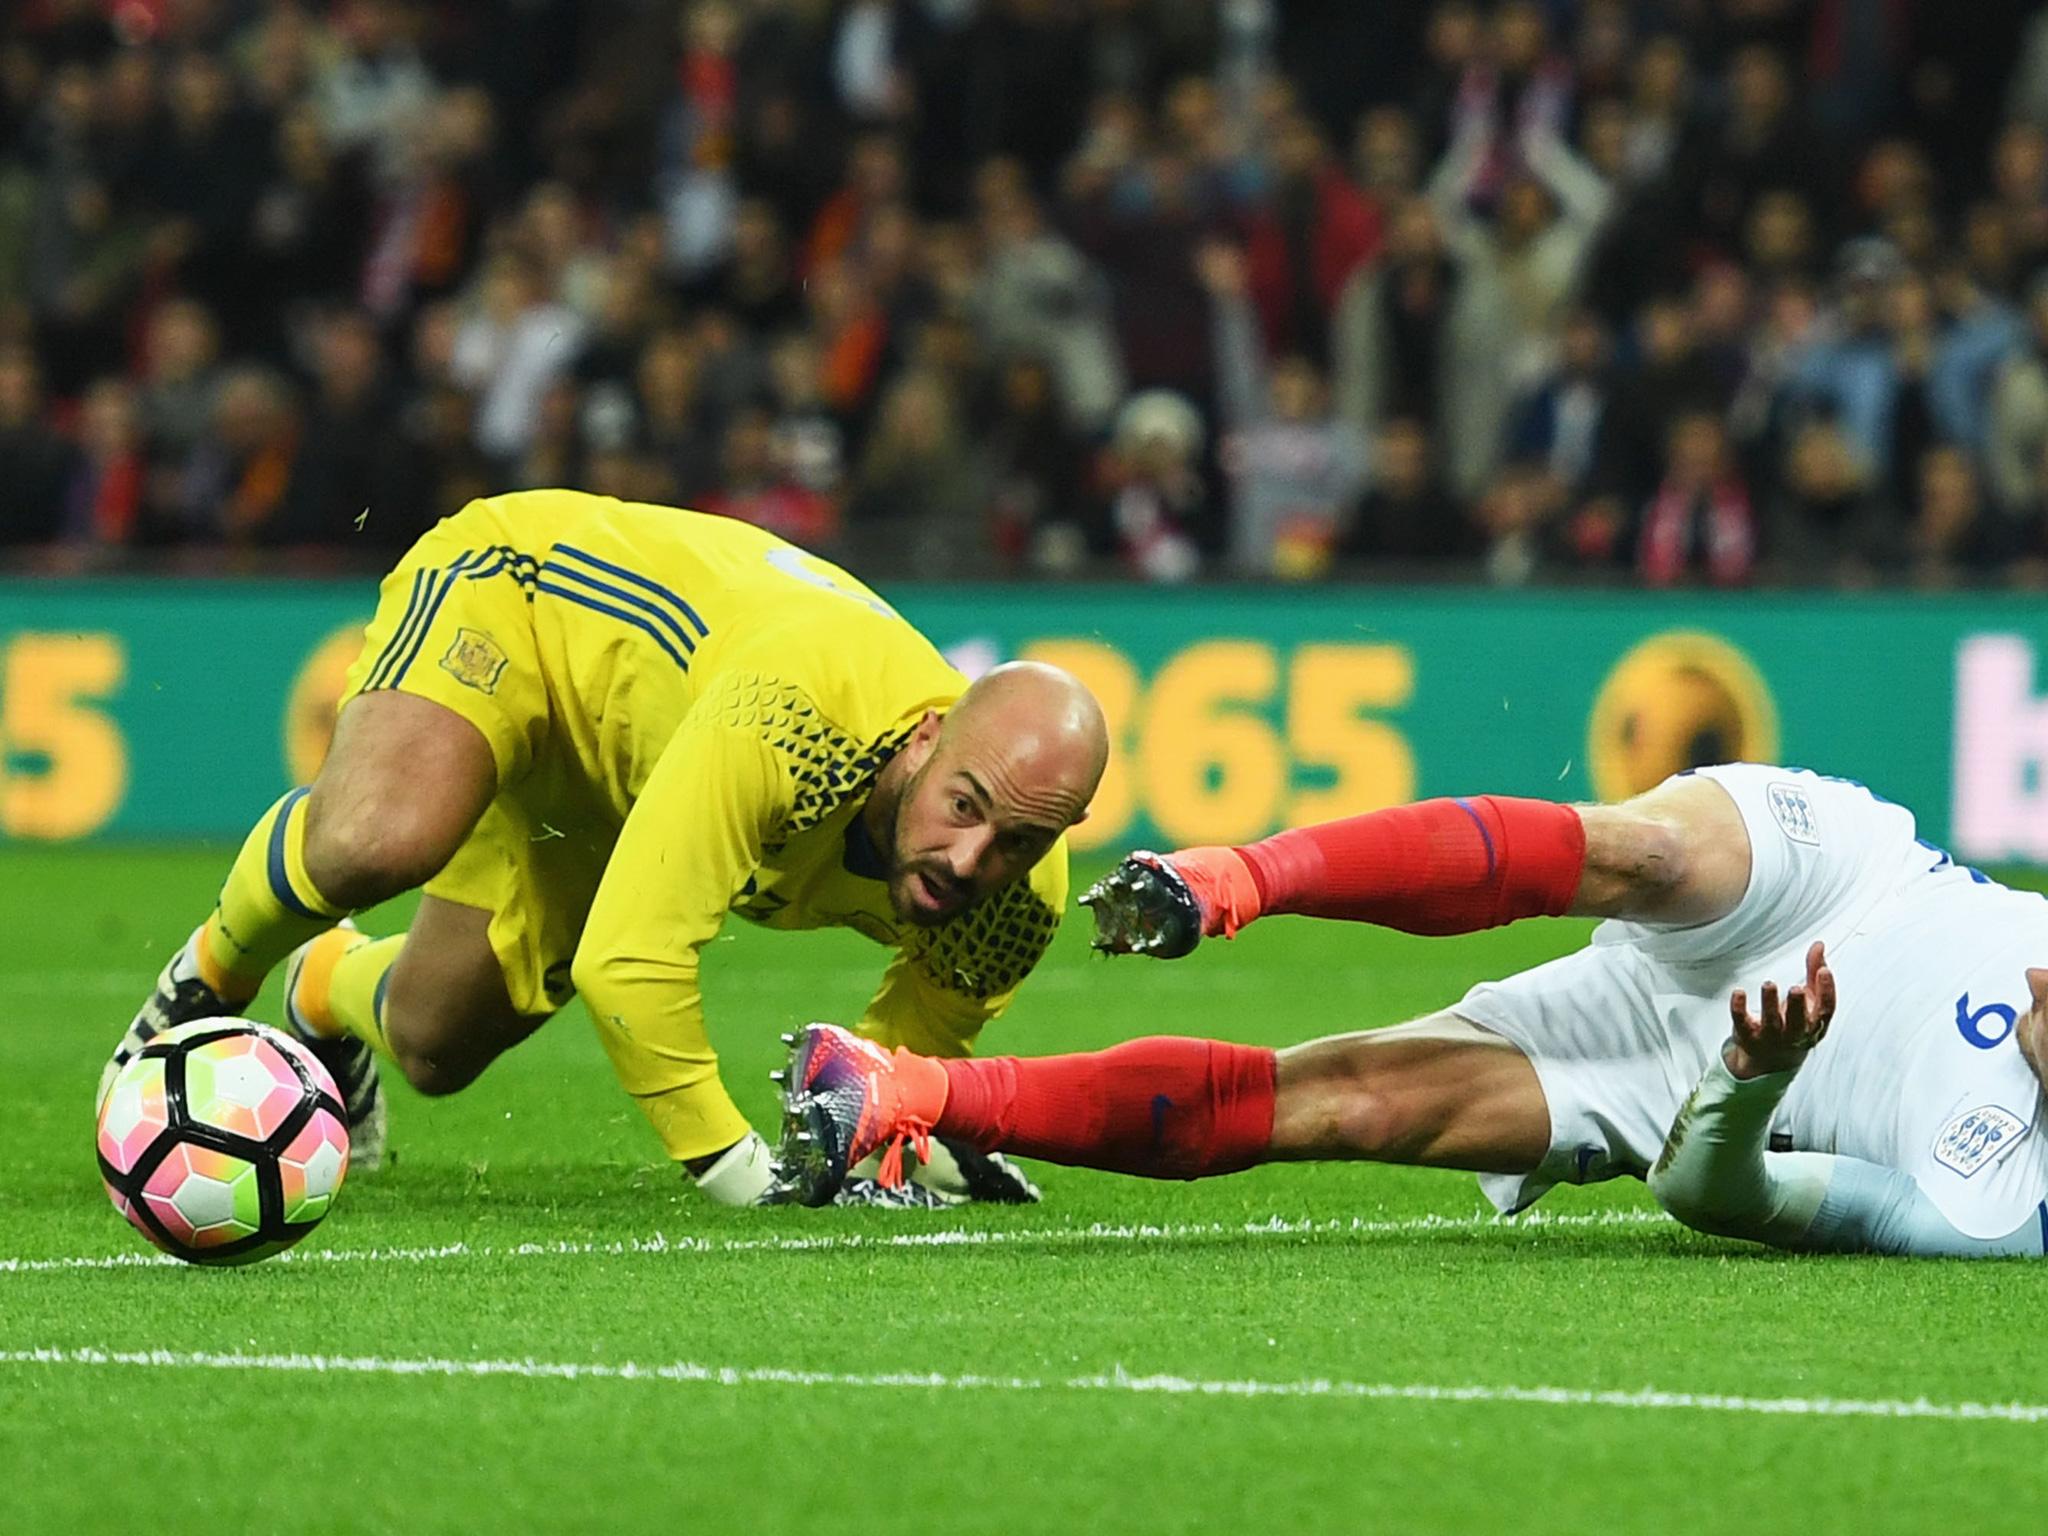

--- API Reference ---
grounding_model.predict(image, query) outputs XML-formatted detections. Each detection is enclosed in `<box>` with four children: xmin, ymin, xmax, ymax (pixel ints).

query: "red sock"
<box><xmin>1230</xmin><ymin>795</ymin><xmax>1585</xmax><ymax>936</ymax></box>
<box><xmin>935</xmin><ymin>1038</ymin><xmax>1277</xmax><ymax>1180</ymax></box>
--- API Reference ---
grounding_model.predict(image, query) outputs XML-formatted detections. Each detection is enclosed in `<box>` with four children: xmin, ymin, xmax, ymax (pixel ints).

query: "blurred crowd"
<box><xmin>3</xmin><ymin>0</ymin><xmax>2048</xmax><ymax>586</ymax></box>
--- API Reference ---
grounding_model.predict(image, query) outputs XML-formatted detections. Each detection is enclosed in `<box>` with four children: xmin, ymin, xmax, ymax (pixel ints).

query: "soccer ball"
<box><xmin>95</xmin><ymin>1019</ymin><xmax>350</xmax><ymax>1266</ymax></box>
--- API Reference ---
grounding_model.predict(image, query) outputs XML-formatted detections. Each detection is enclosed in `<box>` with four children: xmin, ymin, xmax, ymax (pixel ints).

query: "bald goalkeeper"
<box><xmin>105</xmin><ymin>491</ymin><xmax>1108</xmax><ymax>1208</ymax></box>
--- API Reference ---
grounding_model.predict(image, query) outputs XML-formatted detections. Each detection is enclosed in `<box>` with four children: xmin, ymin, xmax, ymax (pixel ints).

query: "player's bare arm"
<box><xmin>1084</xmin><ymin>771</ymin><xmax>1753</xmax><ymax>956</ymax></box>
<box><xmin>2019</xmin><ymin>968</ymin><xmax>2048</xmax><ymax>1097</ymax></box>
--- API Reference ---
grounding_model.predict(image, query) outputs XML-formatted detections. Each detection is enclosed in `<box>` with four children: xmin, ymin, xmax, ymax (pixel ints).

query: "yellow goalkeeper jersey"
<box><xmin>341</xmin><ymin>490</ymin><xmax>1068</xmax><ymax>1160</ymax></box>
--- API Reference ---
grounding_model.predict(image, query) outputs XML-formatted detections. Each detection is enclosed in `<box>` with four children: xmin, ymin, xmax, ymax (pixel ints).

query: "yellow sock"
<box><xmin>196</xmin><ymin>788</ymin><xmax>350</xmax><ymax>1003</ymax></box>
<box><xmin>294</xmin><ymin>930</ymin><xmax>404</xmax><ymax>1058</ymax></box>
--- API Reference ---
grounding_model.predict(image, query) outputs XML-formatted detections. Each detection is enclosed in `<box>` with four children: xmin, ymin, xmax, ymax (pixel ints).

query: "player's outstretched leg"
<box><xmin>773</xmin><ymin>1016</ymin><xmax>1548</xmax><ymax>1206</ymax></box>
<box><xmin>1082</xmin><ymin>796</ymin><xmax>1586</xmax><ymax>956</ymax></box>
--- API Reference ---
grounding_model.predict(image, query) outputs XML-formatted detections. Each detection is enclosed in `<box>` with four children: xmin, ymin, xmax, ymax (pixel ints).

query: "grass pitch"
<box><xmin>3</xmin><ymin>843</ymin><xmax>2045</xmax><ymax>1536</ymax></box>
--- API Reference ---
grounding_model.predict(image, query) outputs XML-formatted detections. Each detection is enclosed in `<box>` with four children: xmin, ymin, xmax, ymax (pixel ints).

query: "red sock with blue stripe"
<box><xmin>1173</xmin><ymin>796</ymin><xmax>1587</xmax><ymax>939</ymax></box>
<box><xmin>928</xmin><ymin>1038</ymin><xmax>1277</xmax><ymax>1180</ymax></box>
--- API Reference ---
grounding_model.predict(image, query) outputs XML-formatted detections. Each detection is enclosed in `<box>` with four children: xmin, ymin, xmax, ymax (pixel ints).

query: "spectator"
<box><xmin>1675</xmin><ymin>45</ymin><xmax>1828</xmax><ymax>259</ymax></box>
<box><xmin>1239</xmin><ymin>109</ymin><xmax>1380</xmax><ymax>364</ymax></box>
<box><xmin>0</xmin><ymin>344</ymin><xmax>70</xmax><ymax>545</ymax></box>
<box><xmin>1505</xmin><ymin>307</ymin><xmax>1615</xmax><ymax>514</ymax></box>
<box><xmin>970</xmin><ymin>161</ymin><xmax>1125</xmax><ymax>433</ymax></box>
<box><xmin>805</xmin><ymin>132</ymin><xmax>908</xmax><ymax>280</ymax></box>
<box><xmin>1411</xmin><ymin>1</ymin><xmax>1485</xmax><ymax>164</ymax></box>
<box><xmin>136</xmin><ymin>298</ymin><xmax>222</xmax><ymax>474</ymax></box>
<box><xmin>1598</xmin><ymin>294</ymin><xmax>1730</xmax><ymax>515</ymax></box>
<box><xmin>698</xmin><ymin>400</ymin><xmax>838</xmax><ymax>550</ymax></box>
<box><xmin>1101</xmin><ymin>388</ymin><xmax>1207</xmax><ymax>582</ymax></box>
<box><xmin>318</xmin><ymin>0</ymin><xmax>435</xmax><ymax>186</ymax></box>
<box><xmin>655</xmin><ymin>0</ymin><xmax>743</xmax><ymax>281</ymax></box>
<box><xmin>688</xmin><ymin>197</ymin><xmax>801</xmax><ymax>336</ymax></box>
<box><xmin>1624</xmin><ymin>36</ymin><xmax>1694</xmax><ymax>190</ymax></box>
<box><xmin>242</xmin><ymin>101</ymin><xmax>374</xmax><ymax>354</ymax></box>
<box><xmin>1638</xmin><ymin>409</ymin><xmax>1756</xmax><ymax>587</ymax></box>
<box><xmin>1427</xmin><ymin>118</ymin><xmax>1614</xmax><ymax>396</ymax></box>
<box><xmin>981</xmin><ymin>353</ymin><xmax>1087</xmax><ymax>573</ymax></box>
<box><xmin>180</xmin><ymin>366</ymin><xmax>311</xmax><ymax>545</ymax></box>
<box><xmin>60</xmin><ymin>377</ymin><xmax>144</xmax><ymax>549</ymax></box>
<box><xmin>630</xmin><ymin>327</ymin><xmax>715</xmax><ymax>502</ymax></box>
<box><xmin>514</xmin><ymin>376</ymin><xmax>585</xmax><ymax>494</ymax></box>
<box><xmin>1772</xmin><ymin>417</ymin><xmax>1883</xmax><ymax>581</ymax></box>
<box><xmin>1988</xmin><ymin>121</ymin><xmax>2048</xmax><ymax>275</ymax></box>
<box><xmin>296</xmin><ymin>310</ymin><xmax>408</xmax><ymax>544</ymax></box>
<box><xmin>1780</xmin><ymin>243</ymin><xmax>1940</xmax><ymax>509</ymax></box>
<box><xmin>803</xmin><ymin>255</ymin><xmax>888</xmax><ymax>423</ymax></box>
<box><xmin>1200</xmin><ymin>240</ymin><xmax>1367</xmax><ymax>579</ymax></box>
<box><xmin>149</xmin><ymin>48</ymin><xmax>267</xmax><ymax>317</ymax></box>
<box><xmin>1064</xmin><ymin>119</ymin><xmax>1219</xmax><ymax>400</ymax></box>
<box><xmin>1906</xmin><ymin>445</ymin><xmax>2000</xmax><ymax>588</ymax></box>
<box><xmin>763</xmin><ymin>332</ymin><xmax>844</xmax><ymax>497</ymax></box>
<box><xmin>1333</xmin><ymin>196</ymin><xmax>1510</xmax><ymax>503</ymax></box>
<box><xmin>1445</xmin><ymin>0</ymin><xmax>1573</xmax><ymax>199</ymax></box>
<box><xmin>23</xmin><ymin>63</ymin><xmax>151</xmax><ymax>393</ymax></box>
<box><xmin>1987</xmin><ymin>273</ymin><xmax>2048</xmax><ymax>521</ymax></box>
<box><xmin>1346</xmin><ymin>414</ymin><xmax>1470</xmax><ymax>563</ymax></box>
<box><xmin>846</xmin><ymin>370</ymin><xmax>986</xmax><ymax>577</ymax></box>
<box><xmin>519</xmin><ymin>181</ymin><xmax>607</xmax><ymax>323</ymax></box>
<box><xmin>450</xmin><ymin>250</ymin><xmax>585</xmax><ymax>465</ymax></box>
<box><xmin>359</xmin><ymin>85</ymin><xmax>500</xmax><ymax>321</ymax></box>
<box><xmin>1929</xmin><ymin>261</ymin><xmax>2025</xmax><ymax>459</ymax></box>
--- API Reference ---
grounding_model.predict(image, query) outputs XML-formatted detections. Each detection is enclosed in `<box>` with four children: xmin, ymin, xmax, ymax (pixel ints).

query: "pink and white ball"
<box><xmin>95</xmin><ymin>1019</ymin><xmax>350</xmax><ymax>1266</ymax></box>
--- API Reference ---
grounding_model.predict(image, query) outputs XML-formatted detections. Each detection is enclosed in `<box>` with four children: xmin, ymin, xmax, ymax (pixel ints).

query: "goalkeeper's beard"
<box><xmin>881</xmin><ymin>757</ymin><xmax>975</xmax><ymax>927</ymax></box>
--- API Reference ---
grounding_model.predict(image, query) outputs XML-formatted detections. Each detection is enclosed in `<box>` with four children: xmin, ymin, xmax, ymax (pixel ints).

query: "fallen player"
<box><xmin>775</xmin><ymin>765</ymin><xmax>2048</xmax><ymax>1254</ymax></box>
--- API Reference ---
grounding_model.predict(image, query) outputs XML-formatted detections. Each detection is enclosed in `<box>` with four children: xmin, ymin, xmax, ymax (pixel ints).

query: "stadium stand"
<box><xmin>1</xmin><ymin>0</ymin><xmax>2045</xmax><ymax>586</ymax></box>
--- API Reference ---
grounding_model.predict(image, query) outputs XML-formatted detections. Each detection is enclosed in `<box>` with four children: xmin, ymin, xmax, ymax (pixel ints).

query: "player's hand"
<box><xmin>831</xmin><ymin>1176</ymin><xmax>953</xmax><ymax>1210</ymax></box>
<box><xmin>919</xmin><ymin>1139</ymin><xmax>1042</xmax><ymax>1204</ymax></box>
<box><xmin>1724</xmin><ymin>940</ymin><xmax>1836</xmax><ymax>1080</ymax></box>
<box><xmin>849</xmin><ymin>1139</ymin><xmax>1043</xmax><ymax>1204</ymax></box>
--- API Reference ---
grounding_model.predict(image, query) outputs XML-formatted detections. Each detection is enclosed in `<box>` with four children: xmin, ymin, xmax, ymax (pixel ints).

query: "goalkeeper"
<box><xmin>107</xmin><ymin>491</ymin><xmax>1105</xmax><ymax>1208</ymax></box>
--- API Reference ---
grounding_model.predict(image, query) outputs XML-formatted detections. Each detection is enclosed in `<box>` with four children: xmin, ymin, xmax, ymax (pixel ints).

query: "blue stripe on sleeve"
<box><xmin>365</xmin><ymin>569</ymin><xmax>430</xmax><ymax>691</ymax></box>
<box><xmin>386</xmin><ymin>550</ymin><xmax>491</xmax><ymax>686</ymax></box>
<box><xmin>265</xmin><ymin>786</ymin><xmax>320</xmax><ymax>919</ymax></box>
<box><xmin>533</xmin><ymin>580</ymin><xmax>690</xmax><ymax>669</ymax></box>
<box><xmin>551</xmin><ymin>543</ymin><xmax>710</xmax><ymax>638</ymax></box>
<box><xmin>539</xmin><ymin>559</ymin><xmax>698</xmax><ymax>656</ymax></box>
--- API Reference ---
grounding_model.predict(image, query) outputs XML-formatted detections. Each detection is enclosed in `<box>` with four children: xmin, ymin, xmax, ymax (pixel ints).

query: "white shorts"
<box><xmin>1453</xmin><ymin>763</ymin><xmax>2048</xmax><ymax>1231</ymax></box>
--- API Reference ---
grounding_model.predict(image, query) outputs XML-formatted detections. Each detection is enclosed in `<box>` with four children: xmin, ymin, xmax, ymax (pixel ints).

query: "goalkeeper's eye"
<box><xmin>950</xmin><ymin>794</ymin><xmax>977</xmax><ymax>822</ymax></box>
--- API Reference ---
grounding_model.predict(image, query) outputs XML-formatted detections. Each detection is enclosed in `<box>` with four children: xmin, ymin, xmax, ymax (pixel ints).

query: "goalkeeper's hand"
<box><xmin>692</xmin><ymin>1130</ymin><xmax>1039</xmax><ymax>1209</ymax></box>
<box><xmin>852</xmin><ymin>1137</ymin><xmax>1041</xmax><ymax>1205</ymax></box>
<box><xmin>829</xmin><ymin>1176</ymin><xmax>951</xmax><ymax>1209</ymax></box>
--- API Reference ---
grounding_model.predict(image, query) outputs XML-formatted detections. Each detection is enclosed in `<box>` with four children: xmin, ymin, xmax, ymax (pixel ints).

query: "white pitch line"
<box><xmin>2</xmin><ymin>1347</ymin><xmax>2042</xmax><ymax>1425</ymax></box>
<box><xmin>0</xmin><ymin>1208</ymin><xmax>1674</xmax><ymax>1277</ymax></box>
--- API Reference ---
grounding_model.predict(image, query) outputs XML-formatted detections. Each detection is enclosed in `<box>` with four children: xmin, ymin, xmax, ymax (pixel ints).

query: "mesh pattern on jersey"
<box><xmin>704</xmin><ymin>670</ymin><xmax>915</xmax><ymax>841</ymax></box>
<box><xmin>903</xmin><ymin>879</ymin><xmax>1061</xmax><ymax>1001</ymax></box>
